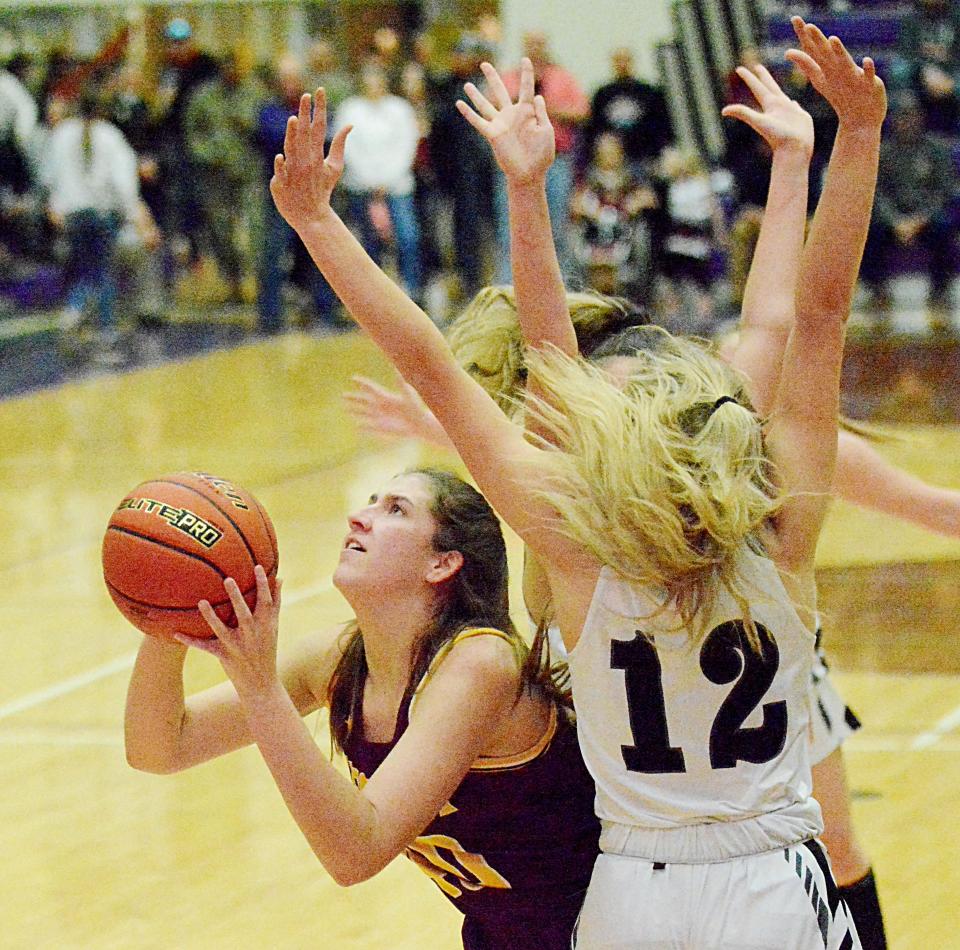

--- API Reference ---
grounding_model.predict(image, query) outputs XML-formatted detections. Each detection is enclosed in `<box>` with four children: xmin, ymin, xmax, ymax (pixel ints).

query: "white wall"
<box><xmin>497</xmin><ymin>0</ymin><xmax>675</xmax><ymax>93</ymax></box>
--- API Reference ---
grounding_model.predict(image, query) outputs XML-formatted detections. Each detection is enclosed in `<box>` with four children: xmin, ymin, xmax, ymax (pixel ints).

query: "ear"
<box><xmin>425</xmin><ymin>550</ymin><xmax>464</xmax><ymax>585</ymax></box>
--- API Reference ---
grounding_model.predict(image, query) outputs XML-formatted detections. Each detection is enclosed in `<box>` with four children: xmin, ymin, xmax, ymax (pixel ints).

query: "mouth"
<box><xmin>343</xmin><ymin>537</ymin><xmax>366</xmax><ymax>553</ymax></box>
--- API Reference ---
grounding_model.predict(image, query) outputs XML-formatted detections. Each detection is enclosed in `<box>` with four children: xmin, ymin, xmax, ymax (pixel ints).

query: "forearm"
<box><xmin>736</xmin><ymin>146</ymin><xmax>810</xmax><ymax>414</ymax></box>
<box><xmin>124</xmin><ymin>636</ymin><xmax>189</xmax><ymax>773</ymax></box>
<box><xmin>296</xmin><ymin>210</ymin><xmax>455</xmax><ymax>395</ymax></box>
<box><xmin>239</xmin><ymin>680</ymin><xmax>391</xmax><ymax>885</ymax></box>
<box><xmin>506</xmin><ymin>179</ymin><xmax>576</xmax><ymax>356</ymax></box>
<box><xmin>800</xmin><ymin>123</ymin><xmax>881</xmax><ymax>319</ymax></box>
<box><xmin>834</xmin><ymin>430</ymin><xmax>960</xmax><ymax>537</ymax></box>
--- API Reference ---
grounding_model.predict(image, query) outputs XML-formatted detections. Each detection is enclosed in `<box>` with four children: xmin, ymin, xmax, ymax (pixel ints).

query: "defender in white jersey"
<box><xmin>568</xmin><ymin>551</ymin><xmax>860</xmax><ymax>948</ymax></box>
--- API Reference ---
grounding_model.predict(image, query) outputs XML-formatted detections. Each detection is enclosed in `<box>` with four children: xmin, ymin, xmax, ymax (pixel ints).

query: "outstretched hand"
<box><xmin>457</xmin><ymin>57</ymin><xmax>555</xmax><ymax>184</ymax></box>
<box><xmin>270</xmin><ymin>90</ymin><xmax>351</xmax><ymax>233</ymax></box>
<box><xmin>787</xmin><ymin>16</ymin><xmax>887</xmax><ymax>130</ymax></box>
<box><xmin>343</xmin><ymin>375</ymin><xmax>452</xmax><ymax>447</ymax></box>
<box><xmin>174</xmin><ymin>565</ymin><xmax>283</xmax><ymax>697</ymax></box>
<box><xmin>721</xmin><ymin>63</ymin><xmax>813</xmax><ymax>157</ymax></box>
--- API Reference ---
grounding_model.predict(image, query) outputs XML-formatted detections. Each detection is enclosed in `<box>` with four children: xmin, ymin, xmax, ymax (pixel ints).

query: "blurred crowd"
<box><xmin>757</xmin><ymin>0</ymin><xmax>960</xmax><ymax>325</ymax></box>
<box><xmin>1</xmin><ymin>1</ymin><xmax>959</xmax><ymax>366</ymax></box>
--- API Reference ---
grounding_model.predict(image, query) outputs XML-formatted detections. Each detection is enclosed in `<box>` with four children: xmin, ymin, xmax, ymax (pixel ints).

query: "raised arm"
<box><xmin>833</xmin><ymin>429</ymin><xmax>960</xmax><ymax>537</ymax></box>
<box><xmin>270</xmin><ymin>91</ymin><xmax>579</xmax><ymax>565</ymax></box>
<box><xmin>732</xmin><ymin>19</ymin><xmax>886</xmax><ymax>415</ymax></box>
<box><xmin>457</xmin><ymin>59</ymin><xmax>576</xmax><ymax>358</ymax></box>
<box><xmin>723</xmin><ymin>63</ymin><xmax>813</xmax><ymax>412</ymax></box>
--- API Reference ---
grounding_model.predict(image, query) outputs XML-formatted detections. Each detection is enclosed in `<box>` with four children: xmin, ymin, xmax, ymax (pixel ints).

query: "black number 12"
<box><xmin>612</xmin><ymin>621</ymin><xmax>788</xmax><ymax>773</ymax></box>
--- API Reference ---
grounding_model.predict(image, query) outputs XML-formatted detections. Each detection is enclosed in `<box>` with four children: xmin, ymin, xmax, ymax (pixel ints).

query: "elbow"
<box><xmin>327</xmin><ymin>865</ymin><xmax>375</xmax><ymax>888</ymax></box>
<box><xmin>124</xmin><ymin>743</ymin><xmax>183</xmax><ymax>775</ymax></box>
<box><xmin>323</xmin><ymin>860</ymin><xmax>386</xmax><ymax>887</ymax></box>
<box><xmin>125</xmin><ymin>755</ymin><xmax>176</xmax><ymax>775</ymax></box>
<box><xmin>321</xmin><ymin>848</ymin><xmax>393</xmax><ymax>888</ymax></box>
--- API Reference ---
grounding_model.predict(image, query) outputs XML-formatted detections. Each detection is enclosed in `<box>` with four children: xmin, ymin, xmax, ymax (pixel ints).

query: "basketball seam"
<box><xmin>251</xmin><ymin>496</ymin><xmax>278</xmax><ymax>573</ymax></box>
<box><xmin>151</xmin><ymin>476</ymin><xmax>260</xmax><ymax>572</ymax></box>
<box><xmin>105</xmin><ymin>524</ymin><xmax>229</xmax><ymax>580</ymax></box>
<box><xmin>105</xmin><ymin>577</ymin><xmax>252</xmax><ymax>612</ymax></box>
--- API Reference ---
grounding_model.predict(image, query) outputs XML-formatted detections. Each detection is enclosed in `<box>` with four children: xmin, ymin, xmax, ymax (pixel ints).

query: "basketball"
<box><xmin>102</xmin><ymin>472</ymin><xmax>279</xmax><ymax>639</ymax></box>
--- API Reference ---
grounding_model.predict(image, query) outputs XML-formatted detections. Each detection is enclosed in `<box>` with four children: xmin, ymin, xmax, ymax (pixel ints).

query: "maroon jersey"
<box><xmin>342</xmin><ymin>629</ymin><xmax>600</xmax><ymax>950</ymax></box>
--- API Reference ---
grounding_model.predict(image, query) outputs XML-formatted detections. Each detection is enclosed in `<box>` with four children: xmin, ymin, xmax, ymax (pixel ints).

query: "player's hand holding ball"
<box><xmin>175</xmin><ymin>565</ymin><xmax>284</xmax><ymax>697</ymax></box>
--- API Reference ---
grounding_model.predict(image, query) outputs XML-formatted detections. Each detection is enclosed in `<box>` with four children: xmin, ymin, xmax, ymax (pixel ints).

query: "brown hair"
<box><xmin>327</xmin><ymin>468</ymin><xmax>569</xmax><ymax>752</ymax></box>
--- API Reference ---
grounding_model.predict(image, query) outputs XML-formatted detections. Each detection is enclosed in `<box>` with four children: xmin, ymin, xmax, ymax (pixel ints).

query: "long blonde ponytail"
<box><xmin>522</xmin><ymin>329</ymin><xmax>780</xmax><ymax>650</ymax></box>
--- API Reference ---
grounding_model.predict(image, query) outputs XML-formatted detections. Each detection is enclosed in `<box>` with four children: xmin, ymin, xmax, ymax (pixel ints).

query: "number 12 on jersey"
<box><xmin>611</xmin><ymin>621</ymin><xmax>788</xmax><ymax>773</ymax></box>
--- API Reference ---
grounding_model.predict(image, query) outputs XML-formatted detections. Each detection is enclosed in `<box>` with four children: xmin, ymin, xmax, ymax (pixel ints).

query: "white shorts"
<box><xmin>573</xmin><ymin>839</ymin><xmax>860</xmax><ymax>950</ymax></box>
<box><xmin>809</xmin><ymin>632</ymin><xmax>861</xmax><ymax>766</ymax></box>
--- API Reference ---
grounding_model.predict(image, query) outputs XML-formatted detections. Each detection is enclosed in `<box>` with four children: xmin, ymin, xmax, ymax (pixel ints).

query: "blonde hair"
<box><xmin>522</xmin><ymin>328</ymin><xmax>780</xmax><ymax>650</ymax></box>
<box><xmin>446</xmin><ymin>285</ymin><xmax>648</xmax><ymax>412</ymax></box>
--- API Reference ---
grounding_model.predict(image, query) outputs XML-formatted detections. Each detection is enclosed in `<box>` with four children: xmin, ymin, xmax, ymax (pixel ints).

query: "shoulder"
<box><xmin>420</xmin><ymin>629</ymin><xmax>522</xmax><ymax>699</ymax></box>
<box><xmin>439</xmin><ymin>629</ymin><xmax>520</xmax><ymax>678</ymax></box>
<box><xmin>408</xmin><ymin>630</ymin><xmax>525</xmax><ymax>740</ymax></box>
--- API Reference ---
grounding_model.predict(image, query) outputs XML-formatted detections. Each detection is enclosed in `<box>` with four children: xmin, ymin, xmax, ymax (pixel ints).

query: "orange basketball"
<box><xmin>102</xmin><ymin>472</ymin><xmax>278</xmax><ymax>640</ymax></box>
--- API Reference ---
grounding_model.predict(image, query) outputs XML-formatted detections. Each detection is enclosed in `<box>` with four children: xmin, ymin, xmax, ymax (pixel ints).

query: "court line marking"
<box><xmin>909</xmin><ymin>701</ymin><xmax>960</xmax><ymax>751</ymax></box>
<box><xmin>0</xmin><ymin>578</ymin><xmax>334</xmax><ymax>722</ymax></box>
<box><xmin>0</xmin><ymin>652</ymin><xmax>138</xmax><ymax>722</ymax></box>
<box><xmin>0</xmin><ymin>727</ymin><xmax>122</xmax><ymax>746</ymax></box>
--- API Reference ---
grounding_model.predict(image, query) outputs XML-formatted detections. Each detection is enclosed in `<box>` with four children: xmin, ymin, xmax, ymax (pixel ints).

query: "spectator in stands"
<box><xmin>44</xmin><ymin>88</ymin><xmax>141</xmax><ymax>364</ymax></box>
<box><xmin>571</xmin><ymin>131</ymin><xmax>658</xmax><ymax>300</ymax></box>
<box><xmin>895</xmin><ymin>0</ymin><xmax>960</xmax><ymax>135</ymax></box>
<box><xmin>861</xmin><ymin>90</ymin><xmax>956</xmax><ymax>315</ymax></box>
<box><xmin>587</xmin><ymin>46</ymin><xmax>673</xmax><ymax>174</ymax></box>
<box><xmin>335</xmin><ymin>61</ymin><xmax>423</xmax><ymax>303</ymax></box>
<box><xmin>0</xmin><ymin>65</ymin><xmax>38</xmax><ymax>192</ymax></box>
<box><xmin>429</xmin><ymin>33</ymin><xmax>497</xmax><ymax>301</ymax></box>
<box><xmin>183</xmin><ymin>49</ymin><xmax>261</xmax><ymax>305</ymax></box>
<box><xmin>370</xmin><ymin>26</ymin><xmax>406</xmax><ymax>93</ymax></box>
<box><xmin>474</xmin><ymin>13</ymin><xmax>503</xmax><ymax>62</ymax></box>
<box><xmin>399</xmin><ymin>58</ymin><xmax>443</xmax><ymax>294</ymax></box>
<box><xmin>0</xmin><ymin>65</ymin><xmax>40</xmax><ymax>260</ymax></box>
<box><xmin>657</xmin><ymin>145</ymin><xmax>728</xmax><ymax>334</ymax></box>
<box><xmin>255</xmin><ymin>55</ymin><xmax>337</xmax><ymax>335</ymax></box>
<box><xmin>96</xmin><ymin>19</ymin><xmax>165</xmax><ymax>321</ymax></box>
<box><xmin>155</xmin><ymin>17</ymin><xmax>220</xmax><ymax>273</ymax></box>
<box><xmin>493</xmin><ymin>31</ymin><xmax>590</xmax><ymax>283</ymax></box>
<box><xmin>114</xmin><ymin>198</ymin><xmax>167</xmax><ymax>334</ymax></box>
<box><xmin>104</xmin><ymin>64</ymin><xmax>163</xmax><ymax>229</ymax></box>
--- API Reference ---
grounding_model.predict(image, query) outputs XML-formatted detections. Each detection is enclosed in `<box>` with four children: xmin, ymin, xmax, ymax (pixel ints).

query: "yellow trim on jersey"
<box><xmin>471</xmin><ymin>701</ymin><xmax>558</xmax><ymax>772</ymax></box>
<box><xmin>411</xmin><ymin>626</ymin><xmax>519</xmax><ymax>703</ymax></box>
<box><xmin>410</xmin><ymin>627</ymin><xmax>559</xmax><ymax>772</ymax></box>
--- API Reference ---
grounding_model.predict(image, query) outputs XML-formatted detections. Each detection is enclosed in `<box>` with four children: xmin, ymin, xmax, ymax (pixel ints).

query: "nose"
<box><xmin>348</xmin><ymin>510</ymin><xmax>371</xmax><ymax>532</ymax></box>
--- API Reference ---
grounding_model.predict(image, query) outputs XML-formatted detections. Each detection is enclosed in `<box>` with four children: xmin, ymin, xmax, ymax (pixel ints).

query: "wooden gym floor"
<box><xmin>2</xmin><ymin>331</ymin><xmax>958</xmax><ymax>949</ymax></box>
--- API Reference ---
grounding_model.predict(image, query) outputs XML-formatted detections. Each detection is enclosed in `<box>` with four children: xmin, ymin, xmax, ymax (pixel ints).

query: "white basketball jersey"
<box><xmin>567</xmin><ymin>547</ymin><xmax>822</xmax><ymax>862</ymax></box>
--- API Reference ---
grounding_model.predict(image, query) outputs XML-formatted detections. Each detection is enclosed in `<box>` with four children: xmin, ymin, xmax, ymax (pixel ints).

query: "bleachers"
<box><xmin>766</xmin><ymin>10</ymin><xmax>906</xmax><ymax>52</ymax></box>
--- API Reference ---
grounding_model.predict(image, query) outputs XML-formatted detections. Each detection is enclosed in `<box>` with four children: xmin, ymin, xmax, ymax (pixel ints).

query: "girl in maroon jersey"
<box><xmin>125</xmin><ymin>467</ymin><xmax>599</xmax><ymax>949</ymax></box>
